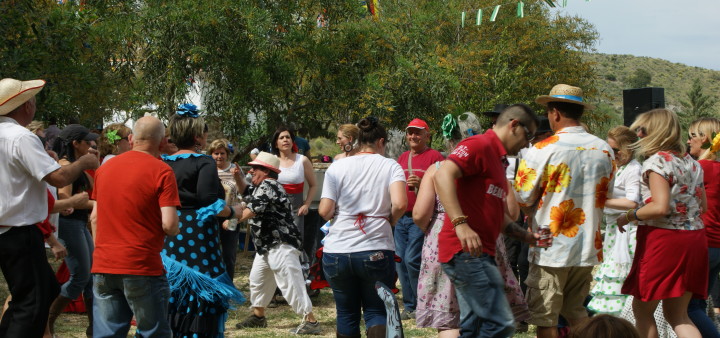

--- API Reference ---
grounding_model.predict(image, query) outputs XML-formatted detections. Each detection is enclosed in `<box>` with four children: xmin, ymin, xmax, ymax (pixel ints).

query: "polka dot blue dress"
<box><xmin>162</xmin><ymin>153</ymin><xmax>245</xmax><ymax>337</ymax></box>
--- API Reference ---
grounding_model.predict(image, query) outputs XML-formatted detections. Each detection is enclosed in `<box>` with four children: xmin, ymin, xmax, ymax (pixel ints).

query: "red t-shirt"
<box><xmin>91</xmin><ymin>151</ymin><xmax>180</xmax><ymax>275</ymax></box>
<box><xmin>700</xmin><ymin>160</ymin><xmax>720</xmax><ymax>248</ymax></box>
<box><xmin>438</xmin><ymin>130</ymin><xmax>508</xmax><ymax>262</ymax></box>
<box><xmin>398</xmin><ymin>147</ymin><xmax>445</xmax><ymax>211</ymax></box>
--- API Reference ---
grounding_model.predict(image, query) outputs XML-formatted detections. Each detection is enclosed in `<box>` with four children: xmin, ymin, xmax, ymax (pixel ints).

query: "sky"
<box><xmin>558</xmin><ymin>0</ymin><xmax>720</xmax><ymax>71</ymax></box>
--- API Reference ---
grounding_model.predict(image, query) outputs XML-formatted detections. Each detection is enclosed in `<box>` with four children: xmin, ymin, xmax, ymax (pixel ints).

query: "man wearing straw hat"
<box><xmin>0</xmin><ymin>78</ymin><xmax>99</xmax><ymax>336</ymax></box>
<box><xmin>514</xmin><ymin>84</ymin><xmax>614</xmax><ymax>337</ymax></box>
<box><xmin>235</xmin><ymin>152</ymin><xmax>321</xmax><ymax>335</ymax></box>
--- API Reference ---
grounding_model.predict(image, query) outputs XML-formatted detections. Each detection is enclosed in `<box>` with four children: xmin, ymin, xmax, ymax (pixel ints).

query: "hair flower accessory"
<box><xmin>441</xmin><ymin>114</ymin><xmax>458</xmax><ymax>139</ymax></box>
<box><xmin>227</xmin><ymin>142</ymin><xmax>235</xmax><ymax>154</ymax></box>
<box><xmin>702</xmin><ymin>132</ymin><xmax>720</xmax><ymax>153</ymax></box>
<box><xmin>176</xmin><ymin>103</ymin><xmax>200</xmax><ymax>118</ymax></box>
<box><xmin>106</xmin><ymin>129</ymin><xmax>121</xmax><ymax>143</ymax></box>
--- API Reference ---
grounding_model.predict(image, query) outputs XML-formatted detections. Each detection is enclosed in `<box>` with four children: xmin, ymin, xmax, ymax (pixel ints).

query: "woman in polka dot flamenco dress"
<box><xmin>161</xmin><ymin>104</ymin><xmax>245</xmax><ymax>337</ymax></box>
<box><xmin>588</xmin><ymin>126</ymin><xmax>642</xmax><ymax>315</ymax></box>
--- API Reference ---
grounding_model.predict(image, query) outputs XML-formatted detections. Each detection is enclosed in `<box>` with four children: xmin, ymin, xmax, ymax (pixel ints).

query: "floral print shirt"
<box><xmin>515</xmin><ymin>126</ymin><xmax>615</xmax><ymax>267</ymax></box>
<box><xmin>639</xmin><ymin>152</ymin><xmax>704</xmax><ymax>231</ymax></box>
<box><xmin>244</xmin><ymin>179</ymin><xmax>302</xmax><ymax>255</ymax></box>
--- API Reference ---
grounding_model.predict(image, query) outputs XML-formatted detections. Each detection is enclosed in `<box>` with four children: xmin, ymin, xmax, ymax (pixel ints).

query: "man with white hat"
<box><xmin>395</xmin><ymin>118</ymin><xmax>445</xmax><ymax>320</ymax></box>
<box><xmin>235</xmin><ymin>152</ymin><xmax>321</xmax><ymax>335</ymax></box>
<box><xmin>0</xmin><ymin>78</ymin><xmax>99</xmax><ymax>336</ymax></box>
<box><xmin>514</xmin><ymin>84</ymin><xmax>614</xmax><ymax>338</ymax></box>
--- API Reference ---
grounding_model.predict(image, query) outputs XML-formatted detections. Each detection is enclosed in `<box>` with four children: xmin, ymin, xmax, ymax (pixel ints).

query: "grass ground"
<box><xmin>0</xmin><ymin>250</ymin><xmax>538</xmax><ymax>337</ymax></box>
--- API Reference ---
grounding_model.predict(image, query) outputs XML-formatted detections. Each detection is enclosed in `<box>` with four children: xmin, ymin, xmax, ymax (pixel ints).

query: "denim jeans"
<box><xmin>442</xmin><ymin>252</ymin><xmax>515</xmax><ymax>338</ymax></box>
<box><xmin>688</xmin><ymin>247</ymin><xmax>720</xmax><ymax>338</ymax></box>
<box><xmin>58</xmin><ymin>217</ymin><xmax>94</xmax><ymax>300</ymax></box>
<box><xmin>394</xmin><ymin>215</ymin><xmax>423</xmax><ymax>312</ymax></box>
<box><xmin>323</xmin><ymin>250</ymin><xmax>395</xmax><ymax>336</ymax></box>
<box><xmin>93</xmin><ymin>273</ymin><xmax>171</xmax><ymax>338</ymax></box>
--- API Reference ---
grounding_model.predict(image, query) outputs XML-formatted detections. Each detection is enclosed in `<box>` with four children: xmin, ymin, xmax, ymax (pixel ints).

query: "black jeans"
<box><xmin>0</xmin><ymin>226</ymin><xmax>59</xmax><ymax>337</ymax></box>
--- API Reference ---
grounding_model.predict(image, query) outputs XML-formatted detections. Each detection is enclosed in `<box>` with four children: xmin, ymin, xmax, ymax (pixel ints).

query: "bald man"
<box><xmin>90</xmin><ymin>116</ymin><xmax>181</xmax><ymax>337</ymax></box>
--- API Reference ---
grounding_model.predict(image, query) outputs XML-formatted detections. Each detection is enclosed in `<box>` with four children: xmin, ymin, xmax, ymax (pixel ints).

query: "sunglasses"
<box><xmin>516</xmin><ymin>120</ymin><xmax>535</xmax><ymax>143</ymax></box>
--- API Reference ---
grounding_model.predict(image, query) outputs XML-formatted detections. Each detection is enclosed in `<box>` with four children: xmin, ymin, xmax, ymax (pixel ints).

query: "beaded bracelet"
<box><xmin>451</xmin><ymin>215</ymin><xmax>469</xmax><ymax>228</ymax></box>
<box><xmin>634</xmin><ymin>208</ymin><xmax>642</xmax><ymax>222</ymax></box>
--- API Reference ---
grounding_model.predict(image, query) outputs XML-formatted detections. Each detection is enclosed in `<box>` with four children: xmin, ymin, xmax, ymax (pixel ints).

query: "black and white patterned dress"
<box><xmin>244</xmin><ymin>178</ymin><xmax>302</xmax><ymax>254</ymax></box>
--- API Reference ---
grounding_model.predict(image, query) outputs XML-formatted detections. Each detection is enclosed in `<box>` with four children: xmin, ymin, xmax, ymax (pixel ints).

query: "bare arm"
<box><xmin>412</xmin><ymin>164</ymin><xmax>438</xmax><ymax>232</ymax></box>
<box><xmin>319</xmin><ymin>198</ymin><xmax>336</xmax><ymax>221</ymax></box>
<box><xmin>618</xmin><ymin>172</ymin><xmax>671</xmax><ymax>229</ymax></box>
<box><xmin>51</xmin><ymin>192</ymin><xmax>89</xmax><ymax>212</ymax></box>
<box><xmin>389</xmin><ymin>181</ymin><xmax>408</xmax><ymax>226</ymax></box>
<box><xmin>298</xmin><ymin>156</ymin><xmax>317</xmax><ymax>216</ymax></box>
<box><xmin>161</xmin><ymin>206</ymin><xmax>180</xmax><ymax>236</ymax></box>
<box><xmin>90</xmin><ymin>202</ymin><xmax>98</xmax><ymax>243</ymax></box>
<box><xmin>505</xmin><ymin>180</ymin><xmax>520</xmax><ymax>221</ymax></box>
<box><xmin>434</xmin><ymin>160</ymin><xmax>483</xmax><ymax>257</ymax></box>
<box><xmin>604</xmin><ymin>198</ymin><xmax>638</xmax><ymax>211</ymax></box>
<box><xmin>43</xmin><ymin>153</ymin><xmax>99</xmax><ymax>188</ymax></box>
<box><xmin>237</xmin><ymin>207</ymin><xmax>257</xmax><ymax>223</ymax></box>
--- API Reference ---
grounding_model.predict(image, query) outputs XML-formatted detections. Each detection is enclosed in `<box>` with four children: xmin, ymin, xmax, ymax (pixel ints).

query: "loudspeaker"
<box><xmin>623</xmin><ymin>87</ymin><xmax>665</xmax><ymax>127</ymax></box>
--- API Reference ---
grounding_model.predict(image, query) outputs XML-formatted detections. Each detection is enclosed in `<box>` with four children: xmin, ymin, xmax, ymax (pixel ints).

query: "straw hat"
<box><xmin>247</xmin><ymin>151</ymin><xmax>281</xmax><ymax>173</ymax></box>
<box><xmin>0</xmin><ymin>78</ymin><xmax>46</xmax><ymax>115</ymax></box>
<box><xmin>535</xmin><ymin>84</ymin><xmax>595</xmax><ymax>110</ymax></box>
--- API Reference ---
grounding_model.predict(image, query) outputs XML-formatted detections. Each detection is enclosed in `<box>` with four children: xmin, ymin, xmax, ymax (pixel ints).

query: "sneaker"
<box><xmin>235</xmin><ymin>314</ymin><xmax>267</xmax><ymax>329</ymax></box>
<box><xmin>400</xmin><ymin>310</ymin><xmax>415</xmax><ymax>320</ymax></box>
<box><xmin>290</xmin><ymin>320</ymin><xmax>321</xmax><ymax>335</ymax></box>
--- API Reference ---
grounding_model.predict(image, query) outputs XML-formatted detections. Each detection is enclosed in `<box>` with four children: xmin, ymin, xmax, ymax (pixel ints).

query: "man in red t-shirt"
<box><xmin>395</xmin><ymin>118</ymin><xmax>445</xmax><ymax>319</ymax></box>
<box><xmin>90</xmin><ymin>116</ymin><xmax>180</xmax><ymax>337</ymax></box>
<box><xmin>435</xmin><ymin>104</ymin><xmax>541</xmax><ymax>337</ymax></box>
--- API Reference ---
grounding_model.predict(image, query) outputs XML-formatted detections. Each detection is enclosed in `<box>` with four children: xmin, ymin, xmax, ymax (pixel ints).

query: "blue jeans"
<box><xmin>442</xmin><ymin>252</ymin><xmax>515</xmax><ymax>338</ymax></box>
<box><xmin>323</xmin><ymin>250</ymin><xmax>395</xmax><ymax>336</ymax></box>
<box><xmin>688</xmin><ymin>247</ymin><xmax>720</xmax><ymax>338</ymax></box>
<box><xmin>58</xmin><ymin>217</ymin><xmax>94</xmax><ymax>300</ymax></box>
<box><xmin>93</xmin><ymin>273</ymin><xmax>171</xmax><ymax>338</ymax></box>
<box><xmin>394</xmin><ymin>215</ymin><xmax>423</xmax><ymax>312</ymax></box>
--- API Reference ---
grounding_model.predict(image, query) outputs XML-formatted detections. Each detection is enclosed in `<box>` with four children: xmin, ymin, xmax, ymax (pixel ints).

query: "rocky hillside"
<box><xmin>584</xmin><ymin>53</ymin><xmax>720</xmax><ymax>111</ymax></box>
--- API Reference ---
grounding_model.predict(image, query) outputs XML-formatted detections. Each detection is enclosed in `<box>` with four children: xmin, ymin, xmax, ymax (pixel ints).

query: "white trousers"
<box><xmin>249</xmin><ymin>243</ymin><xmax>313</xmax><ymax>316</ymax></box>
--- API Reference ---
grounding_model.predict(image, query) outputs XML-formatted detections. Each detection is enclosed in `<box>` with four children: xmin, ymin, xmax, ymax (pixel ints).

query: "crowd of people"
<box><xmin>1</xmin><ymin>76</ymin><xmax>719</xmax><ymax>338</ymax></box>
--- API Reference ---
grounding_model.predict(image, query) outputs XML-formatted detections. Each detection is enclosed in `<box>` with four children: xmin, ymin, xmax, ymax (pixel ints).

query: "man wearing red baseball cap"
<box><xmin>395</xmin><ymin>118</ymin><xmax>445</xmax><ymax>320</ymax></box>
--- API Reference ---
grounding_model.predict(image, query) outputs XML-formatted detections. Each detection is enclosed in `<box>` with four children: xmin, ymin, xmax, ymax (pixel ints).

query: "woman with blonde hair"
<box><xmin>334</xmin><ymin>124</ymin><xmax>360</xmax><ymax>160</ymax></box>
<box><xmin>686</xmin><ymin>117</ymin><xmax>720</xmax><ymax>337</ymax></box>
<box><xmin>618</xmin><ymin>108</ymin><xmax>707</xmax><ymax>338</ymax></box>
<box><xmin>588</xmin><ymin>126</ymin><xmax>642</xmax><ymax>315</ymax></box>
<box><xmin>161</xmin><ymin>104</ymin><xmax>245</xmax><ymax>336</ymax></box>
<box><xmin>98</xmin><ymin>123</ymin><xmax>132</xmax><ymax>165</ymax></box>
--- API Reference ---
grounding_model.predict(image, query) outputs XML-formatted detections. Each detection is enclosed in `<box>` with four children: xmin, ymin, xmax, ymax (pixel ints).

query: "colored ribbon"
<box><xmin>551</xmin><ymin>94</ymin><xmax>583</xmax><ymax>102</ymax></box>
<box><xmin>461</xmin><ymin>11</ymin><xmax>465</xmax><ymax>28</ymax></box>
<box><xmin>106</xmin><ymin>129</ymin><xmax>121</xmax><ymax>143</ymax></box>
<box><xmin>490</xmin><ymin>5</ymin><xmax>500</xmax><ymax>22</ymax></box>
<box><xmin>353</xmin><ymin>214</ymin><xmax>389</xmax><ymax>235</ymax></box>
<box><xmin>176</xmin><ymin>103</ymin><xmax>200</xmax><ymax>118</ymax></box>
<box><xmin>476</xmin><ymin>9</ymin><xmax>482</xmax><ymax>25</ymax></box>
<box><xmin>517</xmin><ymin>1</ymin><xmax>524</xmax><ymax>18</ymax></box>
<box><xmin>441</xmin><ymin>114</ymin><xmax>458</xmax><ymax>139</ymax></box>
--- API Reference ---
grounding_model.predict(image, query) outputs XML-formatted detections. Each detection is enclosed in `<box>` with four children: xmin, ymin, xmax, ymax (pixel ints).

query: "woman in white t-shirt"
<box><xmin>319</xmin><ymin>117</ymin><xmax>407</xmax><ymax>338</ymax></box>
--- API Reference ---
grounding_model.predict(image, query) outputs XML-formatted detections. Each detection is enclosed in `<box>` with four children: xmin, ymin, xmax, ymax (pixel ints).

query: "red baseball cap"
<box><xmin>406</xmin><ymin>118</ymin><xmax>430</xmax><ymax>132</ymax></box>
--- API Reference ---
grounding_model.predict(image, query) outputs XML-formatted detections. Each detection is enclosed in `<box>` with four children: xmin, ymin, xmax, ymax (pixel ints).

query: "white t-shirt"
<box><xmin>0</xmin><ymin>117</ymin><xmax>61</xmax><ymax>233</ymax></box>
<box><xmin>321</xmin><ymin>153</ymin><xmax>405</xmax><ymax>253</ymax></box>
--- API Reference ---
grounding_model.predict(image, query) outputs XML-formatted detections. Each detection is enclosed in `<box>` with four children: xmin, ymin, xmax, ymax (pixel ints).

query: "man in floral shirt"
<box><xmin>235</xmin><ymin>152</ymin><xmax>321</xmax><ymax>335</ymax></box>
<box><xmin>514</xmin><ymin>84</ymin><xmax>615</xmax><ymax>338</ymax></box>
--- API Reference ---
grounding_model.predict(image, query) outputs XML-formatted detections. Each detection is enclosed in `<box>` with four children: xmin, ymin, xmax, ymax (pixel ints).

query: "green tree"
<box><xmin>679</xmin><ymin>78</ymin><xmax>718</xmax><ymax>125</ymax></box>
<box><xmin>625</xmin><ymin>68</ymin><xmax>651</xmax><ymax>88</ymax></box>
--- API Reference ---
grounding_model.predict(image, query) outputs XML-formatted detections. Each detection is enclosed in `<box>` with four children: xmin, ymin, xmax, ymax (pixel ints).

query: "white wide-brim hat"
<box><xmin>0</xmin><ymin>78</ymin><xmax>46</xmax><ymax>115</ymax></box>
<box><xmin>535</xmin><ymin>84</ymin><xmax>595</xmax><ymax>110</ymax></box>
<box><xmin>248</xmin><ymin>151</ymin><xmax>281</xmax><ymax>173</ymax></box>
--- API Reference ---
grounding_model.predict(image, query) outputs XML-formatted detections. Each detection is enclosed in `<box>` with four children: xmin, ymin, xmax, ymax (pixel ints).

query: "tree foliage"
<box><xmin>679</xmin><ymin>77</ymin><xmax>718</xmax><ymax>125</ymax></box>
<box><xmin>625</xmin><ymin>68</ymin><xmax>652</xmax><ymax>88</ymax></box>
<box><xmin>2</xmin><ymin>0</ymin><xmax>601</xmax><ymax>155</ymax></box>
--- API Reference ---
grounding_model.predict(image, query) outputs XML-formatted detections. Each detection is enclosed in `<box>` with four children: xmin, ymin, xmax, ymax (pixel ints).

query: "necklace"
<box><xmin>357</xmin><ymin>151</ymin><xmax>376</xmax><ymax>155</ymax></box>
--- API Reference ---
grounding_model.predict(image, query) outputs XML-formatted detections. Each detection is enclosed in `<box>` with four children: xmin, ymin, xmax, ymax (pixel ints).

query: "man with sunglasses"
<box><xmin>515</xmin><ymin>84</ymin><xmax>615</xmax><ymax>338</ymax></box>
<box><xmin>435</xmin><ymin>104</ymin><xmax>541</xmax><ymax>337</ymax></box>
